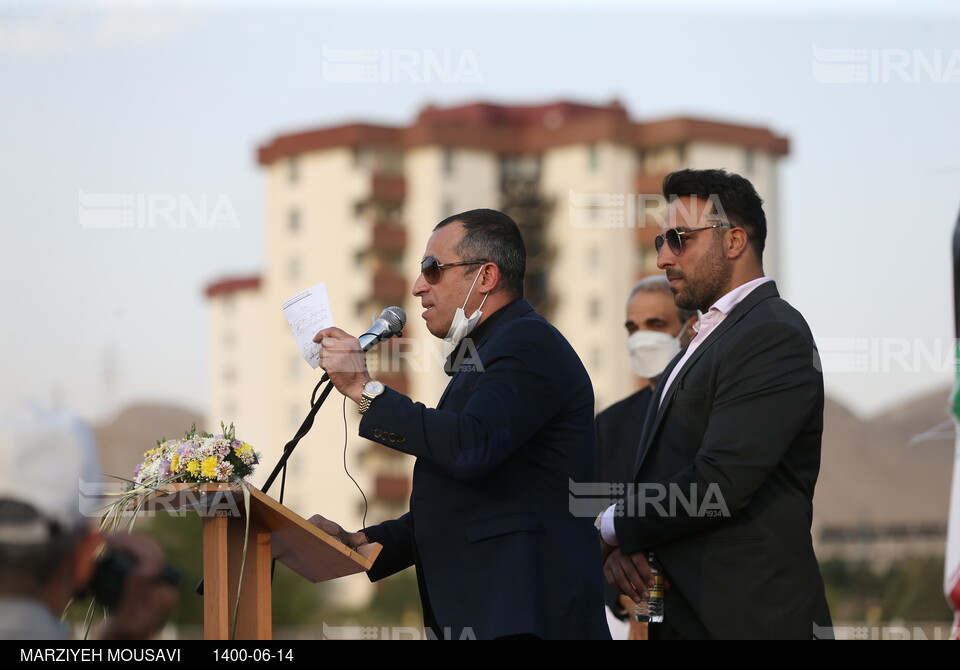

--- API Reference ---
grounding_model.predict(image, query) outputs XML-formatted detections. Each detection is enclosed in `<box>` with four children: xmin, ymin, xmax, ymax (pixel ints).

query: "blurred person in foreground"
<box><xmin>598</xmin><ymin>169</ymin><xmax>833</xmax><ymax>639</ymax></box>
<box><xmin>594</xmin><ymin>275</ymin><xmax>696</xmax><ymax>638</ymax></box>
<box><xmin>310</xmin><ymin>209</ymin><xmax>609</xmax><ymax>639</ymax></box>
<box><xmin>0</xmin><ymin>408</ymin><xmax>178</xmax><ymax>640</ymax></box>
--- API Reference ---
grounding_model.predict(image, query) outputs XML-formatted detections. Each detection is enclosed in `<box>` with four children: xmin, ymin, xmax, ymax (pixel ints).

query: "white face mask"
<box><xmin>444</xmin><ymin>267</ymin><xmax>488</xmax><ymax>349</ymax></box>
<box><xmin>627</xmin><ymin>327</ymin><xmax>684</xmax><ymax>379</ymax></box>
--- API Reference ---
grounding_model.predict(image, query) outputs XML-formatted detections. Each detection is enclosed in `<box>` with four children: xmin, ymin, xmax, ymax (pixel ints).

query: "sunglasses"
<box><xmin>420</xmin><ymin>256</ymin><xmax>489</xmax><ymax>285</ymax></box>
<box><xmin>654</xmin><ymin>223</ymin><xmax>732</xmax><ymax>255</ymax></box>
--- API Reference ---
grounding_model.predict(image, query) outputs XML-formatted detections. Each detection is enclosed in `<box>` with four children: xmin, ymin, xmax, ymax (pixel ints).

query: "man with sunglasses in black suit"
<box><xmin>598</xmin><ymin>169</ymin><xmax>833</xmax><ymax>639</ymax></box>
<box><xmin>310</xmin><ymin>209</ymin><xmax>609</xmax><ymax>640</ymax></box>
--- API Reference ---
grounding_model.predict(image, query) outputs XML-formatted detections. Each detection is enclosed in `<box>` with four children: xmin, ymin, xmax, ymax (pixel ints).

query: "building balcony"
<box><xmin>374</xmin><ymin>473</ymin><xmax>411</xmax><ymax>503</ymax></box>
<box><xmin>377</xmin><ymin>371</ymin><xmax>410</xmax><ymax>396</ymax></box>
<box><xmin>635</xmin><ymin>172</ymin><xmax>668</xmax><ymax>197</ymax></box>
<box><xmin>373</xmin><ymin>268</ymin><xmax>408</xmax><ymax>305</ymax></box>
<box><xmin>634</xmin><ymin>221</ymin><xmax>660</xmax><ymax>249</ymax></box>
<box><xmin>371</xmin><ymin>174</ymin><xmax>406</xmax><ymax>204</ymax></box>
<box><xmin>372</xmin><ymin>221</ymin><xmax>407</xmax><ymax>254</ymax></box>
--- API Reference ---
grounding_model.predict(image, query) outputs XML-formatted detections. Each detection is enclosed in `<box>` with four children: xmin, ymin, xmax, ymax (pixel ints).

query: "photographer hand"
<box><xmin>97</xmin><ymin>533</ymin><xmax>179</xmax><ymax>640</ymax></box>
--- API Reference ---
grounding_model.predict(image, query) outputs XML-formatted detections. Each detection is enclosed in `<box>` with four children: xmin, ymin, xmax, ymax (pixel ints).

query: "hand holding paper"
<box><xmin>282</xmin><ymin>283</ymin><xmax>335</xmax><ymax>369</ymax></box>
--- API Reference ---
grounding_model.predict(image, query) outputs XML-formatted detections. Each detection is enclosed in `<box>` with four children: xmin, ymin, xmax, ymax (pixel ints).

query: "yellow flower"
<box><xmin>186</xmin><ymin>460</ymin><xmax>200</xmax><ymax>476</ymax></box>
<box><xmin>170</xmin><ymin>453</ymin><xmax>180</xmax><ymax>473</ymax></box>
<box><xmin>200</xmin><ymin>456</ymin><xmax>218</xmax><ymax>480</ymax></box>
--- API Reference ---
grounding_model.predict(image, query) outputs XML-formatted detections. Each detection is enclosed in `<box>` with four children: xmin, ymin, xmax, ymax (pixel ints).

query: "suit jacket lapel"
<box><xmin>632</xmin><ymin>281</ymin><xmax>781</xmax><ymax>478</ymax></box>
<box><xmin>631</xmin><ymin>355</ymin><xmax>681</xmax><ymax>477</ymax></box>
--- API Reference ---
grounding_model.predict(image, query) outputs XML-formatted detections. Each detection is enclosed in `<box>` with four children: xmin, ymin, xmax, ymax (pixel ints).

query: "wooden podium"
<box><xmin>146</xmin><ymin>483</ymin><xmax>381</xmax><ymax>640</ymax></box>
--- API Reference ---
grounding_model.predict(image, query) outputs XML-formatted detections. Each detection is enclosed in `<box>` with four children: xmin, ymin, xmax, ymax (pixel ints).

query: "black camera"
<box><xmin>84</xmin><ymin>550</ymin><xmax>180</xmax><ymax>610</ymax></box>
<box><xmin>88</xmin><ymin>551</ymin><xmax>137</xmax><ymax>609</ymax></box>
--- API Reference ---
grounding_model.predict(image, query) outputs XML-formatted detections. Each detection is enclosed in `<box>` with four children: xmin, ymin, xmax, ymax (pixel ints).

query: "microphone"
<box><xmin>358</xmin><ymin>306</ymin><xmax>407</xmax><ymax>352</ymax></box>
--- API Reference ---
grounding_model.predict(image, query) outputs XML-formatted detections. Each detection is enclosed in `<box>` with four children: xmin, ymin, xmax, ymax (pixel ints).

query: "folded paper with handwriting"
<box><xmin>282</xmin><ymin>283</ymin><xmax>335</xmax><ymax>368</ymax></box>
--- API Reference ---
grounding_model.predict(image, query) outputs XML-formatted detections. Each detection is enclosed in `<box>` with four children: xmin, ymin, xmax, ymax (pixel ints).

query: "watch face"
<box><xmin>365</xmin><ymin>381</ymin><xmax>385</xmax><ymax>395</ymax></box>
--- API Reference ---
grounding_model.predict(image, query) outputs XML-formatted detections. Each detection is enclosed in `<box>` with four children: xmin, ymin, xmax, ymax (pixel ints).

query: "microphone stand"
<box><xmin>262</xmin><ymin>323</ymin><xmax>403</xmax><ymax>495</ymax></box>
<box><xmin>196</xmin><ymin>328</ymin><xmax>395</xmax><ymax>596</ymax></box>
<box><xmin>261</xmin><ymin>373</ymin><xmax>333</xmax><ymax>495</ymax></box>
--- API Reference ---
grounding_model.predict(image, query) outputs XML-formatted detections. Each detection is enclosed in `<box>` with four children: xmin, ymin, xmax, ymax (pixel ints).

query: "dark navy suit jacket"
<box><xmin>360</xmin><ymin>299</ymin><xmax>609</xmax><ymax>639</ymax></box>
<box><xmin>613</xmin><ymin>281</ymin><xmax>833</xmax><ymax>639</ymax></box>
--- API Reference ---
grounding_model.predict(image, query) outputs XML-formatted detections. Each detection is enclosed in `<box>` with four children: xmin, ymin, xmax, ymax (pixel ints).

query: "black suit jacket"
<box><xmin>360</xmin><ymin>299</ymin><xmax>609</xmax><ymax>640</ymax></box>
<box><xmin>613</xmin><ymin>281</ymin><xmax>832</xmax><ymax>639</ymax></box>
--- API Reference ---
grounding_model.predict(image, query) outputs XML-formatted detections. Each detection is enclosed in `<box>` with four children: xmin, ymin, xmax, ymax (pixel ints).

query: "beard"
<box><xmin>670</xmin><ymin>240</ymin><xmax>732</xmax><ymax>313</ymax></box>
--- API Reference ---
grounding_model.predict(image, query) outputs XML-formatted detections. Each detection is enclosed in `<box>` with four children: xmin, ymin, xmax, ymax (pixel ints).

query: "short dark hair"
<box><xmin>662</xmin><ymin>169</ymin><xmax>767</xmax><ymax>257</ymax></box>
<box><xmin>435</xmin><ymin>209</ymin><xmax>527</xmax><ymax>298</ymax></box>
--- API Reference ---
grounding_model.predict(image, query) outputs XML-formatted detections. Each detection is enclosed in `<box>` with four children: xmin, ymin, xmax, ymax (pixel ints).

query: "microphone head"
<box><xmin>382</xmin><ymin>306</ymin><xmax>406</xmax><ymax>333</ymax></box>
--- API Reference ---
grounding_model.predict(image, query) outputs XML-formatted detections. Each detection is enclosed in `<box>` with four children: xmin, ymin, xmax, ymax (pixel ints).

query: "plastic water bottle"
<box><xmin>634</xmin><ymin>552</ymin><xmax>664</xmax><ymax>623</ymax></box>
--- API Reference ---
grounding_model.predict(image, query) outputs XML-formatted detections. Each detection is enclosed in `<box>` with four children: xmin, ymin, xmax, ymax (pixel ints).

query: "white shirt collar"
<box><xmin>709</xmin><ymin>276</ymin><xmax>774</xmax><ymax>317</ymax></box>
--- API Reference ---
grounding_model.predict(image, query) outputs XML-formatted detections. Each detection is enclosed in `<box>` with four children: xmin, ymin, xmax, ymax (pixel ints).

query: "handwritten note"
<box><xmin>282</xmin><ymin>283</ymin><xmax>335</xmax><ymax>369</ymax></box>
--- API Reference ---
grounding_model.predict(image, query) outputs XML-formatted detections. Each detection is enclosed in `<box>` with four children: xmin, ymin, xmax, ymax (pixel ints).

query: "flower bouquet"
<box><xmin>77</xmin><ymin>423</ymin><xmax>260</xmax><ymax>638</ymax></box>
<box><xmin>133</xmin><ymin>422</ymin><xmax>259</xmax><ymax>486</ymax></box>
<box><xmin>101</xmin><ymin>422</ymin><xmax>260</xmax><ymax>532</ymax></box>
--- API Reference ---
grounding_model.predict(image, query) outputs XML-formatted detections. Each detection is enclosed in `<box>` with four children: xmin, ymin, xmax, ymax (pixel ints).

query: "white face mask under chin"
<box><xmin>627</xmin><ymin>328</ymin><xmax>683</xmax><ymax>379</ymax></box>
<box><xmin>444</xmin><ymin>268</ymin><xmax>488</xmax><ymax>349</ymax></box>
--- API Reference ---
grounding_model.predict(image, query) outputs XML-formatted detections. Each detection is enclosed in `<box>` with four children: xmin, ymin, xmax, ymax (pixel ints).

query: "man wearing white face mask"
<box><xmin>311</xmin><ymin>209</ymin><xmax>609</xmax><ymax>640</ymax></box>
<box><xmin>594</xmin><ymin>276</ymin><xmax>696</xmax><ymax>638</ymax></box>
<box><xmin>441</xmin><ymin>262</ymin><xmax>488</xmax><ymax>353</ymax></box>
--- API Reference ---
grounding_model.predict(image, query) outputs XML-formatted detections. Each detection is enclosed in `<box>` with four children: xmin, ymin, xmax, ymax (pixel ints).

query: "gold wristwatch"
<box><xmin>358</xmin><ymin>380</ymin><xmax>386</xmax><ymax>415</ymax></box>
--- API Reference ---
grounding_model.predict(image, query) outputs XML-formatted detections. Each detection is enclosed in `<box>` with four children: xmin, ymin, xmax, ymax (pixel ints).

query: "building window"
<box><xmin>290</xmin><ymin>354</ymin><xmax>301</xmax><ymax>380</ymax></box>
<box><xmin>588</xmin><ymin>247</ymin><xmax>601</xmax><ymax>273</ymax></box>
<box><xmin>441</xmin><ymin>198</ymin><xmax>455</xmax><ymax>217</ymax></box>
<box><xmin>744</xmin><ymin>148</ymin><xmax>755</xmax><ymax>173</ymax></box>
<box><xmin>288</xmin><ymin>156</ymin><xmax>299</xmax><ymax>183</ymax></box>
<box><xmin>443</xmin><ymin>147</ymin><xmax>455</xmax><ymax>176</ymax></box>
<box><xmin>221</xmin><ymin>294</ymin><xmax>235</xmax><ymax>314</ymax></box>
<box><xmin>223</xmin><ymin>367</ymin><xmax>236</xmax><ymax>384</ymax></box>
<box><xmin>588</xmin><ymin>143</ymin><xmax>599</xmax><ymax>172</ymax></box>
<box><xmin>223</xmin><ymin>331</ymin><xmax>235</xmax><ymax>348</ymax></box>
<box><xmin>288</xmin><ymin>208</ymin><xmax>300</xmax><ymax>233</ymax></box>
<box><xmin>289</xmin><ymin>258</ymin><xmax>301</xmax><ymax>281</ymax></box>
<box><xmin>589</xmin><ymin>297</ymin><xmax>601</xmax><ymax>319</ymax></box>
<box><xmin>224</xmin><ymin>401</ymin><xmax>237</xmax><ymax>418</ymax></box>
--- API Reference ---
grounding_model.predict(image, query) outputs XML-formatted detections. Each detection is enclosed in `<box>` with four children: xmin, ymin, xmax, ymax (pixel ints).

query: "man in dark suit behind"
<box><xmin>594</xmin><ymin>275</ymin><xmax>696</xmax><ymax>636</ymax></box>
<box><xmin>312</xmin><ymin>209</ymin><xmax>609</xmax><ymax>640</ymax></box>
<box><xmin>598</xmin><ymin>169</ymin><xmax>833</xmax><ymax>639</ymax></box>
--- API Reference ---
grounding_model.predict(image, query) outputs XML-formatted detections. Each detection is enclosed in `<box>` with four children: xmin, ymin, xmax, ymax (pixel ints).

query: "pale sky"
<box><xmin>1</xmin><ymin>0</ymin><xmax>959</xmax><ymax>423</ymax></box>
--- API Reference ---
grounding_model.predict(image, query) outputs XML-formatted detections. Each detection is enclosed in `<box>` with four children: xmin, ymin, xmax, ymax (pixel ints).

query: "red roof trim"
<box><xmin>205</xmin><ymin>276</ymin><xmax>261</xmax><ymax>298</ymax></box>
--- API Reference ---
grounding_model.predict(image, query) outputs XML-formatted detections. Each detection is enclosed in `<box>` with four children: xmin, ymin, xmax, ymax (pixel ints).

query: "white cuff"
<box><xmin>599</xmin><ymin>503</ymin><xmax>619</xmax><ymax>546</ymax></box>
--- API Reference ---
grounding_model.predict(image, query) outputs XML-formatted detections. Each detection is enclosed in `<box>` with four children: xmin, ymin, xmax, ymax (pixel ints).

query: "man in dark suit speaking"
<box><xmin>312</xmin><ymin>209</ymin><xmax>609</xmax><ymax>640</ymax></box>
<box><xmin>598</xmin><ymin>169</ymin><xmax>833</xmax><ymax>639</ymax></box>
